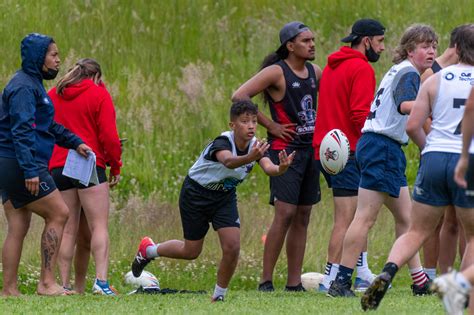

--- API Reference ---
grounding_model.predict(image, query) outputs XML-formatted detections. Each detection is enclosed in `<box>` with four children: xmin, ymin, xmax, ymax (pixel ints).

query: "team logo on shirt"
<box><xmin>297</xmin><ymin>94</ymin><xmax>315</xmax><ymax>134</ymax></box>
<box><xmin>291</xmin><ymin>82</ymin><xmax>301</xmax><ymax>88</ymax></box>
<box><xmin>444</xmin><ymin>72</ymin><xmax>455</xmax><ymax>81</ymax></box>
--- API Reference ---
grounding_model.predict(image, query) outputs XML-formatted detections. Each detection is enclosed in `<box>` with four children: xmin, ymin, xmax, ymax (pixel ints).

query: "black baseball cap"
<box><xmin>277</xmin><ymin>21</ymin><xmax>310</xmax><ymax>51</ymax></box>
<box><xmin>341</xmin><ymin>19</ymin><xmax>385</xmax><ymax>43</ymax></box>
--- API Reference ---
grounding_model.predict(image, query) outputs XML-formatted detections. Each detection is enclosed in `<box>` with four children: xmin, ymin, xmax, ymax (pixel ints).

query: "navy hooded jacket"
<box><xmin>0</xmin><ymin>33</ymin><xmax>83</xmax><ymax>179</ymax></box>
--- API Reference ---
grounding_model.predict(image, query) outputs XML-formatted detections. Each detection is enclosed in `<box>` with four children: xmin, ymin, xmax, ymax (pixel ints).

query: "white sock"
<box><xmin>424</xmin><ymin>268</ymin><xmax>436</xmax><ymax>280</ymax></box>
<box><xmin>146</xmin><ymin>243</ymin><xmax>160</xmax><ymax>258</ymax></box>
<box><xmin>212</xmin><ymin>284</ymin><xmax>227</xmax><ymax>298</ymax></box>
<box><xmin>323</xmin><ymin>263</ymin><xmax>339</xmax><ymax>288</ymax></box>
<box><xmin>455</xmin><ymin>272</ymin><xmax>472</xmax><ymax>291</ymax></box>
<box><xmin>356</xmin><ymin>252</ymin><xmax>372</xmax><ymax>280</ymax></box>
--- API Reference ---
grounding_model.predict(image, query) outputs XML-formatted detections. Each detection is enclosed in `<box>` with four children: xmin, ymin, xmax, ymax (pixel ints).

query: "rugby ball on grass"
<box><xmin>319</xmin><ymin>129</ymin><xmax>350</xmax><ymax>175</ymax></box>
<box><xmin>124</xmin><ymin>270</ymin><xmax>160</xmax><ymax>289</ymax></box>
<box><xmin>301</xmin><ymin>272</ymin><xmax>324</xmax><ymax>290</ymax></box>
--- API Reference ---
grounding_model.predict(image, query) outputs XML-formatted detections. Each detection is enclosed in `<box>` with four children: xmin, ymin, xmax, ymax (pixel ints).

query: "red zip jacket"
<box><xmin>313</xmin><ymin>46</ymin><xmax>376</xmax><ymax>159</ymax></box>
<box><xmin>48</xmin><ymin>79</ymin><xmax>122</xmax><ymax>175</ymax></box>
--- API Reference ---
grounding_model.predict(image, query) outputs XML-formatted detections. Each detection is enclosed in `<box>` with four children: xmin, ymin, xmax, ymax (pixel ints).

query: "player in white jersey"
<box><xmin>130</xmin><ymin>101</ymin><xmax>295</xmax><ymax>302</ymax></box>
<box><xmin>363</xmin><ymin>24</ymin><xmax>474</xmax><ymax>312</ymax></box>
<box><xmin>327</xmin><ymin>24</ymin><xmax>438</xmax><ymax>298</ymax></box>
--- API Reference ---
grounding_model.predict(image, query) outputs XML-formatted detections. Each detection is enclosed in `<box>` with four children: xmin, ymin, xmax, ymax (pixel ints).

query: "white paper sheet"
<box><xmin>62</xmin><ymin>150</ymin><xmax>98</xmax><ymax>186</ymax></box>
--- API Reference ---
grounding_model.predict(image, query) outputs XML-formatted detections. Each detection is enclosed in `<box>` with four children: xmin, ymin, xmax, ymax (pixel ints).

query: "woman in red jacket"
<box><xmin>48</xmin><ymin>58</ymin><xmax>122</xmax><ymax>295</ymax></box>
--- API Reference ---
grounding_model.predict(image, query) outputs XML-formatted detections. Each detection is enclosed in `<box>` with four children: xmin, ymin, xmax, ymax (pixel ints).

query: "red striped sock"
<box><xmin>410</xmin><ymin>267</ymin><xmax>428</xmax><ymax>287</ymax></box>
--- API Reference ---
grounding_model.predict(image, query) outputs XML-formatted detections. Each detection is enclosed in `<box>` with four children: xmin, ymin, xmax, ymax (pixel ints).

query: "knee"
<box><xmin>184</xmin><ymin>247</ymin><xmax>202</xmax><ymax>260</ymax></box>
<box><xmin>222</xmin><ymin>241</ymin><xmax>240</xmax><ymax>261</ymax></box>
<box><xmin>51</xmin><ymin>204</ymin><xmax>69</xmax><ymax>225</ymax></box>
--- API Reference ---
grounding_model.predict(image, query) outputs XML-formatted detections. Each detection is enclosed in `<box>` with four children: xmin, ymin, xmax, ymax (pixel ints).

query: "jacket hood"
<box><xmin>328</xmin><ymin>46</ymin><xmax>368</xmax><ymax>69</ymax></box>
<box><xmin>21</xmin><ymin>33</ymin><xmax>54</xmax><ymax>79</ymax></box>
<box><xmin>60</xmin><ymin>79</ymin><xmax>96</xmax><ymax>100</ymax></box>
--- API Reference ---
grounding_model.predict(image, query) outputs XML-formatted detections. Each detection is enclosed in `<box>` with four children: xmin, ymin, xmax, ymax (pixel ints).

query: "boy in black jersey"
<box><xmin>131</xmin><ymin>100</ymin><xmax>294</xmax><ymax>302</ymax></box>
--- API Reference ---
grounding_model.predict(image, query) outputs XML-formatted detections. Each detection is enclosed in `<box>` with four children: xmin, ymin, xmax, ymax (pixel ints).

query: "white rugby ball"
<box><xmin>124</xmin><ymin>270</ymin><xmax>160</xmax><ymax>288</ymax></box>
<box><xmin>319</xmin><ymin>129</ymin><xmax>350</xmax><ymax>175</ymax></box>
<box><xmin>301</xmin><ymin>272</ymin><xmax>324</xmax><ymax>290</ymax></box>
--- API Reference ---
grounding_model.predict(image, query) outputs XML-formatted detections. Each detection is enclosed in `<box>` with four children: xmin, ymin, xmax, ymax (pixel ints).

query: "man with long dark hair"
<box><xmin>232</xmin><ymin>21</ymin><xmax>322</xmax><ymax>291</ymax></box>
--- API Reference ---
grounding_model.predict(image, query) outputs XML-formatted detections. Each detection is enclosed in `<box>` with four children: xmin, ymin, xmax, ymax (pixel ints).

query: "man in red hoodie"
<box><xmin>313</xmin><ymin>19</ymin><xmax>385</xmax><ymax>292</ymax></box>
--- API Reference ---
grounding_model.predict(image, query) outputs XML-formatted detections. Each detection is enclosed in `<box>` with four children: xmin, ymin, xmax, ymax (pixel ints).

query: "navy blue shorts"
<box><xmin>0</xmin><ymin>157</ymin><xmax>57</xmax><ymax>209</ymax></box>
<box><xmin>413</xmin><ymin>152</ymin><xmax>474</xmax><ymax>208</ymax></box>
<box><xmin>51</xmin><ymin>167</ymin><xmax>108</xmax><ymax>191</ymax></box>
<box><xmin>269</xmin><ymin>147</ymin><xmax>321</xmax><ymax>206</ymax></box>
<box><xmin>356</xmin><ymin>133</ymin><xmax>407</xmax><ymax>198</ymax></box>
<box><xmin>179</xmin><ymin>176</ymin><xmax>240</xmax><ymax>241</ymax></box>
<box><xmin>319</xmin><ymin>156</ymin><xmax>359</xmax><ymax>197</ymax></box>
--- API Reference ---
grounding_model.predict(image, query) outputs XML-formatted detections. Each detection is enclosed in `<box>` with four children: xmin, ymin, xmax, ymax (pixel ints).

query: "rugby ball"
<box><xmin>301</xmin><ymin>272</ymin><xmax>324</xmax><ymax>290</ymax></box>
<box><xmin>124</xmin><ymin>270</ymin><xmax>160</xmax><ymax>289</ymax></box>
<box><xmin>319</xmin><ymin>129</ymin><xmax>350</xmax><ymax>175</ymax></box>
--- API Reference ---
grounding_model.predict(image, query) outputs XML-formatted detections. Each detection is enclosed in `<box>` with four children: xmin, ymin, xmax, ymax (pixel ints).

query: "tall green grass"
<box><xmin>0</xmin><ymin>1</ymin><xmax>472</xmax><ymax>309</ymax></box>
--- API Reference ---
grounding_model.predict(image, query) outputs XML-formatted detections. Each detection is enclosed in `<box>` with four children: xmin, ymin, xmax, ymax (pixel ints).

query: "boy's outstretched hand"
<box><xmin>248</xmin><ymin>140</ymin><xmax>270</xmax><ymax>161</ymax></box>
<box><xmin>277</xmin><ymin>150</ymin><xmax>295</xmax><ymax>174</ymax></box>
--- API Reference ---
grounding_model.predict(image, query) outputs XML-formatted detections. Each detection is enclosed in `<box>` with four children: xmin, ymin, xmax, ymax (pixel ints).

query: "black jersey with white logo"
<box><xmin>268</xmin><ymin>60</ymin><xmax>318</xmax><ymax>150</ymax></box>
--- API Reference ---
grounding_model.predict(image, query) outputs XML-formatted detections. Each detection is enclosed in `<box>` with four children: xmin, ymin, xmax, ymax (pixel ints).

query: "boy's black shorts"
<box><xmin>269</xmin><ymin>146</ymin><xmax>321</xmax><ymax>206</ymax></box>
<box><xmin>179</xmin><ymin>176</ymin><xmax>240</xmax><ymax>241</ymax></box>
<box><xmin>466</xmin><ymin>154</ymin><xmax>474</xmax><ymax>196</ymax></box>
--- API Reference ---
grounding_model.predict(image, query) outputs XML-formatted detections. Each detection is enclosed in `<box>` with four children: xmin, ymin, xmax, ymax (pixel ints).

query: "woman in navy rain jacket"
<box><xmin>0</xmin><ymin>33</ymin><xmax>90</xmax><ymax>296</ymax></box>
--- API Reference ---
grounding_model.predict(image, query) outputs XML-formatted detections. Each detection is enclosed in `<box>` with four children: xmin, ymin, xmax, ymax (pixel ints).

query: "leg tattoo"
<box><xmin>42</xmin><ymin>229</ymin><xmax>59</xmax><ymax>271</ymax></box>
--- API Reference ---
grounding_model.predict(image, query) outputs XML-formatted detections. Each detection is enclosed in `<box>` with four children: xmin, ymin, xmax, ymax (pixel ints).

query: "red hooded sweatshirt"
<box><xmin>48</xmin><ymin>79</ymin><xmax>122</xmax><ymax>175</ymax></box>
<box><xmin>313</xmin><ymin>46</ymin><xmax>376</xmax><ymax>159</ymax></box>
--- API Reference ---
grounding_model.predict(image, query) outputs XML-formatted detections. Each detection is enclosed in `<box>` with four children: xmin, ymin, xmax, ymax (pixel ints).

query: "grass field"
<box><xmin>0</xmin><ymin>0</ymin><xmax>473</xmax><ymax>313</ymax></box>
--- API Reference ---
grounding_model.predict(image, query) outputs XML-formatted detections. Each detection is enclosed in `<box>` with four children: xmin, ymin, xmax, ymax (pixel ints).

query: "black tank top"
<box><xmin>268</xmin><ymin>60</ymin><xmax>318</xmax><ymax>149</ymax></box>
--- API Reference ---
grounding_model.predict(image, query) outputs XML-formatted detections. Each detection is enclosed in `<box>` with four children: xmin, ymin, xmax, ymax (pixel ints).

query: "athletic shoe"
<box><xmin>131</xmin><ymin>237</ymin><xmax>155</xmax><ymax>277</ymax></box>
<box><xmin>431</xmin><ymin>272</ymin><xmax>469</xmax><ymax>315</ymax></box>
<box><xmin>285</xmin><ymin>283</ymin><xmax>306</xmax><ymax>292</ymax></box>
<box><xmin>354</xmin><ymin>277</ymin><xmax>372</xmax><ymax>292</ymax></box>
<box><xmin>92</xmin><ymin>279</ymin><xmax>117</xmax><ymax>296</ymax></box>
<box><xmin>318</xmin><ymin>283</ymin><xmax>329</xmax><ymax>293</ymax></box>
<box><xmin>258</xmin><ymin>281</ymin><xmax>275</xmax><ymax>292</ymax></box>
<box><xmin>211</xmin><ymin>295</ymin><xmax>224</xmax><ymax>302</ymax></box>
<box><xmin>361</xmin><ymin>272</ymin><xmax>391</xmax><ymax>311</ymax></box>
<box><xmin>412</xmin><ymin>279</ymin><xmax>433</xmax><ymax>296</ymax></box>
<box><xmin>327</xmin><ymin>281</ymin><xmax>355</xmax><ymax>298</ymax></box>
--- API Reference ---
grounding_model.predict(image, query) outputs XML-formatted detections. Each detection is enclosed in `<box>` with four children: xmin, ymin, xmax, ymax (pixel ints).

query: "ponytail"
<box><xmin>56</xmin><ymin>58</ymin><xmax>102</xmax><ymax>95</ymax></box>
<box><xmin>259</xmin><ymin>47</ymin><xmax>289</xmax><ymax>105</ymax></box>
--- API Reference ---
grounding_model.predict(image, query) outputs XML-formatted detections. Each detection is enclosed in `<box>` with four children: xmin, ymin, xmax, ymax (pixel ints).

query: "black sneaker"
<box><xmin>211</xmin><ymin>295</ymin><xmax>224</xmax><ymax>302</ymax></box>
<box><xmin>285</xmin><ymin>283</ymin><xmax>306</xmax><ymax>292</ymax></box>
<box><xmin>131</xmin><ymin>237</ymin><xmax>155</xmax><ymax>277</ymax></box>
<box><xmin>412</xmin><ymin>279</ymin><xmax>433</xmax><ymax>296</ymax></box>
<box><xmin>327</xmin><ymin>280</ymin><xmax>355</xmax><ymax>297</ymax></box>
<box><xmin>258</xmin><ymin>281</ymin><xmax>275</xmax><ymax>292</ymax></box>
<box><xmin>361</xmin><ymin>272</ymin><xmax>392</xmax><ymax>311</ymax></box>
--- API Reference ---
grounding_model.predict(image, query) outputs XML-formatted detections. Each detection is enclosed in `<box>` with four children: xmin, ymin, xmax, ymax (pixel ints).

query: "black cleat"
<box><xmin>412</xmin><ymin>279</ymin><xmax>433</xmax><ymax>296</ymax></box>
<box><xmin>258</xmin><ymin>281</ymin><xmax>275</xmax><ymax>292</ymax></box>
<box><xmin>131</xmin><ymin>237</ymin><xmax>155</xmax><ymax>277</ymax></box>
<box><xmin>361</xmin><ymin>272</ymin><xmax>392</xmax><ymax>311</ymax></box>
<box><xmin>327</xmin><ymin>280</ymin><xmax>355</xmax><ymax>298</ymax></box>
<box><xmin>285</xmin><ymin>283</ymin><xmax>306</xmax><ymax>292</ymax></box>
<box><xmin>211</xmin><ymin>295</ymin><xmax>225</xmax><ymax>302</ymax></box>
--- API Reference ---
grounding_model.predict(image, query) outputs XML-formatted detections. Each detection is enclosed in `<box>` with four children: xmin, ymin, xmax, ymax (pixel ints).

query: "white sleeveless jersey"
<box><xmin>423</xmin><ymin>64</ymin><xmax>474</xmax><ymax>155</ymax></box>
<box><xmin>188</xmin><ymin>131</ymin><xmax>257</xmax><ymax>191</ymax></box>
<box><xmin>362</xmin><ymin>60</ymin><xmax>418</xmax><ymax>144</ymax></box>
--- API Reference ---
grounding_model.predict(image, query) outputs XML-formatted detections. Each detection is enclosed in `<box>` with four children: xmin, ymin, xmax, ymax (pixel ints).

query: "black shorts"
<box><xmin>179</xmin><ymin>176</ymin><xmax>240</xmax><ymax>241</ymax></box>
<box><xmin>0</xmin><ymin>157</ymin><xmax>57</xmax><ymax>209</ymax></box>
<box><xmin>269</xmin><ymin>147</ymin><xmax>321</xmax><ymax>206</ymax></box>
<box><xmin>51</xmin><ymin>167</ymin><xmax>108</xmax><ymax>191</ymax></box>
